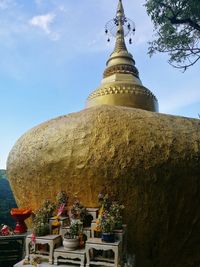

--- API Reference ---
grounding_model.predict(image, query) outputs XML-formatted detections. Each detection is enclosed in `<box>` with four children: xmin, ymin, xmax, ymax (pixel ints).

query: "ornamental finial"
<box><xmin>105</xmin><ymin>0</ymin><xmax>136</xmax><ymax>50</ymax></box>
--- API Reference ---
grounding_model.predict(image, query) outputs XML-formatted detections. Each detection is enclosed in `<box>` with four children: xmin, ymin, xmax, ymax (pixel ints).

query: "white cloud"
<box><xmin>29</xmin><ymin>13</ymin><xmax>55</xmax><ymax>34</ymax></box>
<box><xmin>0</xmin><ymin>0</ymin><xmax>14</xmax><ymax>9</ymax></box>
<box><xmin>29</xmin><ymin>13</ymin><xmax>59</xmax><ymax>40</ymax></box>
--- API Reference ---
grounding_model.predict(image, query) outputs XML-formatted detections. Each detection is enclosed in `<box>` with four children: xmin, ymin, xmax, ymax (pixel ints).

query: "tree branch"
<box><xmin>145</xmin><ymin>0</ymin><xmax>200</xmax><ymax>70</ymax></box>
<box><xmin>170</xmin><ymin>54</ymin><xmax>200</xmax><ymax>71</ymax></box>
<box><xmin>157</xmin><ymin>1</ymin><xmax>200</xmax><ymax>31</ymax></box>
<box><xmin>169</xmin><ymin>17</ymin><xmax>200</xmax><ymax>31</ymax></box>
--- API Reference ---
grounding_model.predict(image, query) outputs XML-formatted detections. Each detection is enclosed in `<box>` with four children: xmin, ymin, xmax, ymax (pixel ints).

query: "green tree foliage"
<box><xmin>0</xmin><ymin>169</ymin><xmax>7</xmax><ymax>180</ymax></box>
<box><xmin>145</xmin><ymin>0</ymin><xmax>200</xmax><ymax>70</ymax></box>
<box><xmin>0</xmin><ymin>170</ymin><xmax>17</xmax><ymax>227</ymax></box>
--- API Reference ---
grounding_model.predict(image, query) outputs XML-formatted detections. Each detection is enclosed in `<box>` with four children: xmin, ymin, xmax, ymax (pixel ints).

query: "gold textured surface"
<box><xmin>103</xmin><ymin>64</ymin><xmax>139</xmax><ymax>78</ymax></box>
<box><xmin>86</xmin><ymin>0</ymin><xmax>158</xmax><ymax>112</ymax></box>
<box><xmin>7</xmin><ymin>105</ymin><xmax>200</xmax><ymax>267</ymax></box>
<box><xmin>87</xmin><ymin>83</ymin><xmax>158</xmax><ymax>111</ymax></box>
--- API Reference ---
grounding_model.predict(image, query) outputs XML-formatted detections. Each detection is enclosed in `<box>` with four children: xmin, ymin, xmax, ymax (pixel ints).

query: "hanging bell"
<box><xmin>107</xmin><ymin>38</ymin><xmax>110</xmax><ymax>42</ymax></box>
<box><xmin>129</xmin><ymin>38</ymin><xmax>132</xmax><ymax>44</ymax></box>
<box><xmin>105</xmin><ymin>29</ymin><xmax>108</xmax><ymax>34</ymax></box>
<box><xmin>127</xmin><ymin>23</ymin><xmax>131</xmax><ymax>30</ymax></box>
<box><xmin>133</xmin><ymin>28</ymin><xmax>136</xmax><ymax>32</ymax></box>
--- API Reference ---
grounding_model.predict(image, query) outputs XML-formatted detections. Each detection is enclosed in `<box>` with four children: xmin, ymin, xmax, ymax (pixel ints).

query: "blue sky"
<box><xmin>0</xmin><ymin>0</ymin><xmax>199</xmax><ymax>169</ymax></box>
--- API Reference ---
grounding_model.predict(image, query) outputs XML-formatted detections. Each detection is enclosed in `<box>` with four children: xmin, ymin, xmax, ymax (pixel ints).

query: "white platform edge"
<box><xmin>14</xmin><ymin>259</ymin><xmax>78</xmax><ymax>267</ymax></box>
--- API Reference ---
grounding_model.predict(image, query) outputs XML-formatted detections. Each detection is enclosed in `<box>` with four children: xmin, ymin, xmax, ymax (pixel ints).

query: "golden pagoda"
<box><xmin>86</xmin><ymin>0</ymin><xmax>158</xmax><ymax>112</ymax></box>
<box><xmin>7</xmin><ymin>1</ymin><xmax>200</xmax><ymax>267</ymax></box>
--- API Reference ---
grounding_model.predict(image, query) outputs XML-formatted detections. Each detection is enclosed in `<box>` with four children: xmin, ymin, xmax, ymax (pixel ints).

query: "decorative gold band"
<box><xmin>87</xmin><ymin>84</ymin><xmax>157</xmax><ymax>101</ymax></box>
<box><xmin>103</xmin><ymin>64</ymin><xmax>139</xmax><ymax>78</ymax></box>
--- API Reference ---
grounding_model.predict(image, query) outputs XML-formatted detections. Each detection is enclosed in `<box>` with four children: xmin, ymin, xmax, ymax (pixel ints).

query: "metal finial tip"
<box><xmin>104</xmin><ymin>0</ymin><xmax>136</xmax><ymax>47</ymax></box>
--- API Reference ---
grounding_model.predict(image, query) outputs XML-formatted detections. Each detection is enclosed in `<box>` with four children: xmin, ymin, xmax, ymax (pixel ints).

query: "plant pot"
<box><xmin>101</xmin><ymin>233</ymin><xmax>115</xmax><ymax>243</ymax></box>
<box><xmin>83</xmin><ymin>214</ymin><xmax>93</xmax><ymax>227</ymax></box>
<box><xmin>63</xmin><ymin>237</ymin><xmax>79</xmax><ymax>250</ymax></box>
<box><xmin>35</xmin><ymin>223</ymin><xmax>50</xmax><ymax>237</ymax></box>
<box><xmin>94</xmin><ymin>230</ymin><xmax>102</xmax><ymax>238</ymax></box>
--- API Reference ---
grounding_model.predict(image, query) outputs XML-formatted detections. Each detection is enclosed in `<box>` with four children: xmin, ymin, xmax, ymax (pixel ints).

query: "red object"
<box><xmin>57</xmin><ymin>203</ymin><xmax>65</xmax><ymax>216</ymax></box>
<box><xmin>0</xmin><ymin>225</ymin><xmax>9</xmax><ymax>235</ymax></box>
<box><xmin>31</xmin><ymin>232</ymin><xmax>36</xmax><ymax>243</ymax></box>
<box><xmin>11</xmin><ymin>208</ymin><xmax>32</xmax><ymax>234</ymax></box>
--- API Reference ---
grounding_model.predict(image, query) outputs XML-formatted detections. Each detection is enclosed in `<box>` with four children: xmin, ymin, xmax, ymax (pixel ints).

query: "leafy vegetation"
<box><xmin>0</xmin><ymin>170</ymin><xmax>17</xmax><ymax>227</ymax></box>
<box><xmin>32</xmin><ymin>199</ymin><xmax>56</xmax><ymax>236</ymax></box>
<box><xmin>145</xmin><ymin>0</ymin><xmax>200</xmax><ymax>70</ymax></box>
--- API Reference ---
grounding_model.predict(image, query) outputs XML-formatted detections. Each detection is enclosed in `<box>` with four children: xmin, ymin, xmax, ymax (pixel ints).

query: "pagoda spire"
<box><xmin>113</xmin><ymin>0</ymin><xmax>128</xmax><ymax>53</ymax></box>
<box><xmin>86</xmin><ymin>0</ymin><xmax>158</xmax><ymax>112</ymax></box>
<box><xmin>105</xmin><ymin>0</ymin><xmax>136</xmax><ymax>69</ymax></box>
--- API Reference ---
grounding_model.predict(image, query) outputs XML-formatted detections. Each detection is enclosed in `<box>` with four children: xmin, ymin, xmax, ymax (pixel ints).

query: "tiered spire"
<box><xmin>105</xmin><ymin>0</ymin><xmax>136</xmax><ymax>69</ymax></box>
<box><xmin>113</xmin><ymin>0</ymin><xmax>128</xmax><ymax>53</ymax></box>
<box><xmin>86</xmin><ymin>0</ymin><xmax>158</xmax><ymax>112</ymax></box>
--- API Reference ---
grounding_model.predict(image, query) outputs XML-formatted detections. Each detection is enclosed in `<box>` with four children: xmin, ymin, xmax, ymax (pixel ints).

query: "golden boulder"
<box><xmin>7</xmin><ymin>105</ymin><xmax>200</xmax><ymax>267</ymax></box>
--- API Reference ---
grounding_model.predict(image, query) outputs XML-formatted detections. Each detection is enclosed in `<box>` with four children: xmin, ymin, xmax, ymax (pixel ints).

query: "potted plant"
<box><xmin>96</xmin><ymin>192</ymin><xmax>125</xmax><ymax>242</ymax></box>
<box><xmin>70</xmin><ymin>198</ymin><xmax>92</xmax><ymax>227</ymax></box>
<box><xmin>109</xmin><ymin>202</ymin><xmax>124</xmax><ymax>230</ymax></box>
<box><xmin>98</xmin><ymin>193</ymin><xmax>111</xmax><ymax>211</ymax></box>
<box><xmin>99</xmin><ymin>211</ymin><xmax>116</xmax><ymax>242</ymax></box>
<box><xmin>32</xmin><ymin>200</ymin><xmax>56</xmax><ymax>236</ymax></box>
<box><xmin>63</xmin><ymin>221</ymin><xmax>82</xmax><ymax>250</ymax></box>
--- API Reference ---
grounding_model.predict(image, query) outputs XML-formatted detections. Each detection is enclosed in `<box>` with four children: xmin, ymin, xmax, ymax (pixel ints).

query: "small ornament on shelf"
<box><xmin>0</xmin><ymin>224</ymin><xmax>14</xmax><ymax>236</ymax></box>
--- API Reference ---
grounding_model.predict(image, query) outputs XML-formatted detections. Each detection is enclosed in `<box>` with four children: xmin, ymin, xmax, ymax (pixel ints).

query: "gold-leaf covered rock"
<box><xmin>7</xmin><ymin>105</ymin><xmax>200</xmax><ymax>267</ymax></box>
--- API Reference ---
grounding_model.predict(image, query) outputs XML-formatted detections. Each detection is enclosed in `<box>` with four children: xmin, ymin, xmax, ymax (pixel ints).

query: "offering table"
<box><xmin>85</xmin><ymin>238</ymin><xmax>122</xmax><ymax>267</ymax></box>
